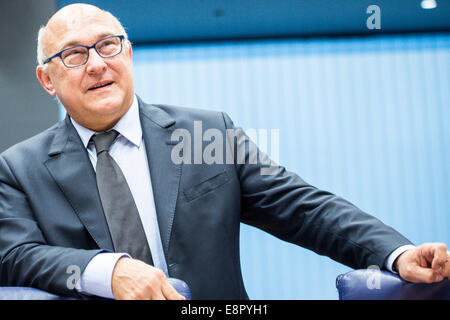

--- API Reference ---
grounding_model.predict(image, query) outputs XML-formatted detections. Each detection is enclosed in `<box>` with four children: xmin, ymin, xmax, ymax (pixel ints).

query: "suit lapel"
<box><xmin>138</xmin><ymin>98</ymin><xmax>181</xmax><ymax>259</ymax></box>
<box><xmin>42</xmin><ymin>100</ymin><xmax>181</xmax><ymax>255</ymax></box>
<box><xmin>44</xmin><ymin>116</ymin><xmax>114</xmax><ymax>251</ymax></box>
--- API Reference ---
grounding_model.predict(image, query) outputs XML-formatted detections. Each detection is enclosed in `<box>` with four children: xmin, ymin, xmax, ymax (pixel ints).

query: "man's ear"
<box><xmin>126</xmin><ymin>40</ymin><xmax>133</xmax><ymax>59</ymax></box>
<box><xmin>36</xmin><ymin>66</ymin><xmax>56</xmax><ymax>96</ymax></box>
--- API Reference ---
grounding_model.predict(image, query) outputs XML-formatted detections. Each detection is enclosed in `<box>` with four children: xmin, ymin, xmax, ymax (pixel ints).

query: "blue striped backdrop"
<box><xmin>58</xmin><ymin>33</ymin><xmax>450</xmax><ymax>299</ymax></box>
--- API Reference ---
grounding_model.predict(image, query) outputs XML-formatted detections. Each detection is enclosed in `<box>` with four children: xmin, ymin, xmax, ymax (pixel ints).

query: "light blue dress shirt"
<box><xmin>71</xmin><ymin>95</ymin><xmax>168</xmax><ymax>298</ymax></box>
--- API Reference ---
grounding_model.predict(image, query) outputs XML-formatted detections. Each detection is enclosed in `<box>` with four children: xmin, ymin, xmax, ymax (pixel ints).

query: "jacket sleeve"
<box><xmin>221</xmin><ymin>112</ymin><xmax>413</xmax><ymax>270</ymax></box>
<box><xmin>0</xmin><ymin>154</ymin><xmax>104</xmax><ymax>298</ymax></box>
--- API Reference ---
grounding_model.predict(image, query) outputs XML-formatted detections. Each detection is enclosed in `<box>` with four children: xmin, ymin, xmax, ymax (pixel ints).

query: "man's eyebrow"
<box><xmin>58</xmin><ymin>33</ymin><xmax>115</xmax><ymax>51</ymax></box>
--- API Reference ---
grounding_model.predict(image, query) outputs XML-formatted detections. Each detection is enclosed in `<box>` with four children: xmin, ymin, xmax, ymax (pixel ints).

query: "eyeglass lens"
<box><xmin>61</xmin><ymin>36</ymin><xmax>122</xmax><ymax>67</ymax></box>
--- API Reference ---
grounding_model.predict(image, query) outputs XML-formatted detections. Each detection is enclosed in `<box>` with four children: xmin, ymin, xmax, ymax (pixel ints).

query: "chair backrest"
<box><xmin>336</xmin><ymin>269</ymin><xmax>450</xmax><ymax>300</ymax></box>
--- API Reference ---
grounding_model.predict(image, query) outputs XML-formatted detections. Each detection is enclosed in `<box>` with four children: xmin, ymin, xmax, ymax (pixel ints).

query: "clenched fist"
<box><xmin>111</xmin><ymin>257</ymin><xmax>186</xmax><ymax>300</ymax></box>
<box><xmin>394</xmin><ymin>243</ymin><xmax>450</xmax><ymax>283</ymax></box>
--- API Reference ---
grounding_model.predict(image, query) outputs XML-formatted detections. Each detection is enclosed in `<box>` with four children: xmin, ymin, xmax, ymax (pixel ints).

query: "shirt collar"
<box><xmin>71</xmin><ymin>95</ymin><xmax>142</xmax><ymax>149</ymax></box>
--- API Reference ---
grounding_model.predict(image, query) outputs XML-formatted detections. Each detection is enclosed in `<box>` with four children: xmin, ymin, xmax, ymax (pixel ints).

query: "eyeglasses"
<box><xmin>43</xmin><ymin>35</ymin><xmax>125</xmax><ymax>68</ymax></box>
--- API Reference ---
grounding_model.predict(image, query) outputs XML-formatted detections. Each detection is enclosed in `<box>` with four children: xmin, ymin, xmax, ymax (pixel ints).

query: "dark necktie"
<box><xmin>92</xmin><ymin>130</ymin><xmax>153</xmax><ymax>265</ymax></box>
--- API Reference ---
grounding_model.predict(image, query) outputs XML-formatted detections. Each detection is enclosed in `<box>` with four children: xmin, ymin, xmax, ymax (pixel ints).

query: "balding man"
<box><xmin>0</xmin><ymin>3</ymin><xmax>449</xmax><ymax>300</ymax></box>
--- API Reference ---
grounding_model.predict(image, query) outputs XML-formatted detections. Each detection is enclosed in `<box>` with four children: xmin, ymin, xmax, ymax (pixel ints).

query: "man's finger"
<box><xmin>442</xmin><ymin>251</ymin><xmax>450</xmax><ymax>279</ymax></box>
<box><xmin>162</xmin><ymin>281</ymin><xmax>186</xmax><ymax>300</ymax></box>
<box><xmin>152</xmin><ymin>292</ymin><xmax>167</xmax><ymax>300</ymax></box>
<box><xmin>428</xmin><ymin>244</ymin><xmax>447</xmax><ymax>272</ymax></box>
<box><xmin>403</xmin><ymin>265</ymin><xmax>444</xmax><ymax>283</ymax></box>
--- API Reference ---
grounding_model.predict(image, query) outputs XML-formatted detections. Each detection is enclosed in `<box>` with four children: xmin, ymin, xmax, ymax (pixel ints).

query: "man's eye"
<box><xmin>98</xmin><ymin>41</ymin><xmax>113</xmax><ymax>49</ymax></box>
<box><xmin>67</xmin><ymin>49</ymin><xmax>84</xmax><ymax>56</ymax></box>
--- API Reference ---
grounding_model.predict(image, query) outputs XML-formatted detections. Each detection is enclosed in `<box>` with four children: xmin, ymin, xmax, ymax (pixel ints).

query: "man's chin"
<box><xmin>88</xmin><ymin>95</ymin><xmax>125</xmax><ymax>112</ymax></box>
<box><xmin>94</xmin><ymin>103</ymin><xmax>125</xmax><ymax>117</ymax></box>
<box><xmin>78</xmin><ymin>100</ymin><xmax>120</xmax><ymax>122</ymax></box>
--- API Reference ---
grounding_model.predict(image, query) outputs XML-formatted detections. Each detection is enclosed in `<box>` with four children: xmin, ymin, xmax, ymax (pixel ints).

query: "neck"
<box><xmin>69</xmin><ymin>95</ymin><xmax>135</xmax><ymax>132</ymax></box>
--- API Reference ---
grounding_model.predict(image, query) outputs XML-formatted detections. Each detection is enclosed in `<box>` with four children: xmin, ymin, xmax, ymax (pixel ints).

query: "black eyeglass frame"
<box><xmin>42</xmin><ymin>35</ymin><xmax>125</xmax><ymax>68</ymax></box>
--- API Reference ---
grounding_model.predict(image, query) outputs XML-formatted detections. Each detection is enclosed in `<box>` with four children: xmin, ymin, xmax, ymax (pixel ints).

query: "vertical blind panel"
<box><xmin>131</xmin><ymin>33</ymin><xmax>450</xmax><ymax>299</ymax></box>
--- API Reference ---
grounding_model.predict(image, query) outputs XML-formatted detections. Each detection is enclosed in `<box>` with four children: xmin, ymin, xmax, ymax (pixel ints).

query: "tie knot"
<box><xmin>92</xmin><ymin>130</ymin><xmax>119</xmax><ymax>155</ymax></box>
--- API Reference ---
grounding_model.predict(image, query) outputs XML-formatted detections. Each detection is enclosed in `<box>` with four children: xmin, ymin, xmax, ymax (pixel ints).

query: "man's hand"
<box><xmin>394</xmin><ymin>243</ymin><xmax>450</xmax><ymax>283</ymax></box>
<box><xmin>111</xmin><ymin>257</ymin><xmax>186</xmax><ymax>300</ymax></box>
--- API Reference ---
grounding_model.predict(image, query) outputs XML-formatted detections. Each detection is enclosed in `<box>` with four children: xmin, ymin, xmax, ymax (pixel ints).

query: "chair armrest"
<box><xmin>336</xmin><ymin>269</ymin><xmax>450</xmax><ymax>300</ymax></box>
<box><xmin>0</xmin><ymin>277</ymin><xmax>191</xmax><ymax>300</ymax></box>
<box><xmin>0</xmin><ymin>287</ymin><xmax>72</xmax><ymax>300</ymax></box>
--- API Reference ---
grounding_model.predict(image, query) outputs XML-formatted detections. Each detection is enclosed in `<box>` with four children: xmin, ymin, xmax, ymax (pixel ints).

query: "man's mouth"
<box><xmin>88</xmin><ymin>81</ymin><xmax>114</xmax><ymax>91</ymax></box>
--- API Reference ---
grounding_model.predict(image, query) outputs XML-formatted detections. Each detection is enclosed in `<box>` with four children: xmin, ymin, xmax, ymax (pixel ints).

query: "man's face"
<box><xmin>38</xmin><ymin>8</ymin><xmax>134</xmax><ymax>131</ymax></box>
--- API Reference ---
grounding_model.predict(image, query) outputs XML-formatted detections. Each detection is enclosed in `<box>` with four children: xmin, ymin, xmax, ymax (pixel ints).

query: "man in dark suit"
<box><xmin>0</xmin><ymin>3</ymin><xmax>449</xmax><ymax>300</ymax></box>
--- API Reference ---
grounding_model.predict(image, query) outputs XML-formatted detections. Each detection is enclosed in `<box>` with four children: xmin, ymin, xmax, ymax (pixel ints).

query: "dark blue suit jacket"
<box><xmin>0</xmin><ymin>97</ymin><xmax>412</xmax><ymax>299</ymax></box>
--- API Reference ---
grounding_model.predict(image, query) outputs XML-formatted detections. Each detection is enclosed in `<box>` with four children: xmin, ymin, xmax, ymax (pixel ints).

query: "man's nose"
<box><xmin>86</xmin><ymin>48</ymin><xmax>107</xmax><ymax>74</ymax></box>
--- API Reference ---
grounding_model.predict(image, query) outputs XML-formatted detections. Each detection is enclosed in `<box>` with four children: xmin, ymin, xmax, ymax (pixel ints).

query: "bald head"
<box><xmin>37</xmin><ymin>3</ymin><xmax>128</xmax><ymax>67</ymax></box>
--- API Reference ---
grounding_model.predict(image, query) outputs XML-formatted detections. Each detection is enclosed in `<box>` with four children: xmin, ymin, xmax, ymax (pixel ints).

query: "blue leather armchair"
<box><xmin>337</xmin><ymin>269</ymin><xmax>450</xmax><ymax>300</ymax></box>
<box><xmin>0</xmin><ymin>278</ymin><xmax>191</xmax><ymax>300</ymax></box>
